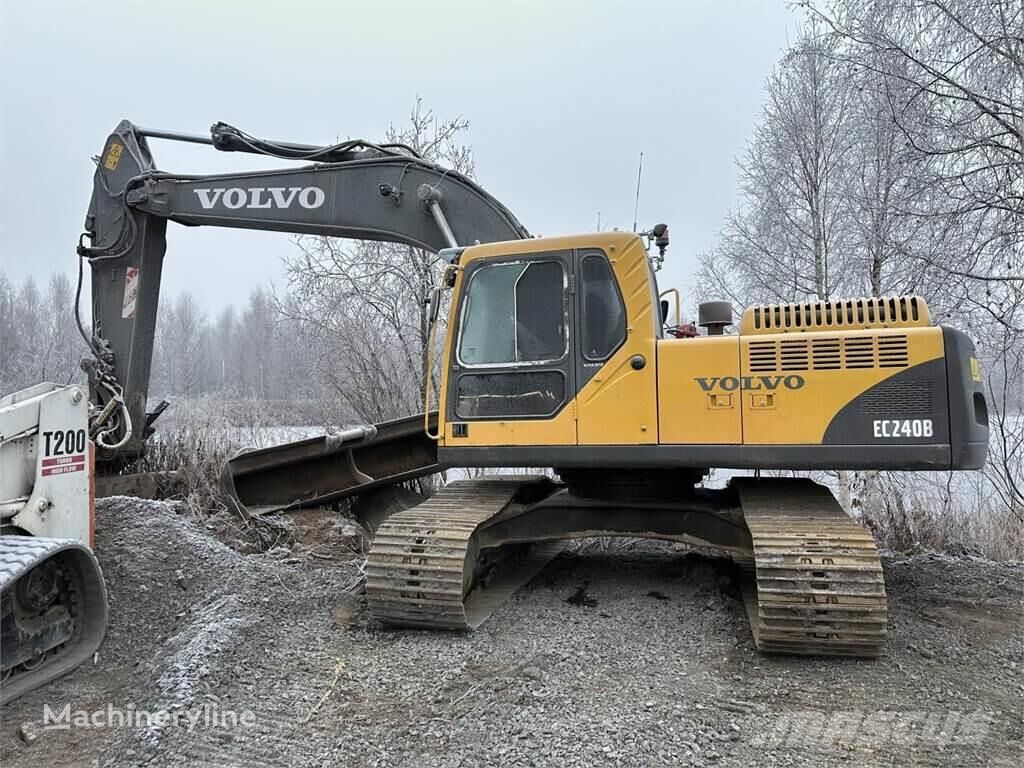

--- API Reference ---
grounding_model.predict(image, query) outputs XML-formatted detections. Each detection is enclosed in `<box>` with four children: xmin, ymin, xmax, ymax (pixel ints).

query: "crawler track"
<box><xmin>0</xmin><ymin>537</ymin><xmax>108</xmax><ymax>704</ymax></box>
<box><xmin>366</xmin><ymin>480</ymin><xmax>562</xmax><ymax>629</ymax></box>
<box><xmin>365</xmin><ymin>475</ymin><xmax>886</xmax><ymax>656</ymax></box>
<box><xmin>736</xmin><ymin>478</ymin><xmax>888</xmax><ymax>657</ymax></box>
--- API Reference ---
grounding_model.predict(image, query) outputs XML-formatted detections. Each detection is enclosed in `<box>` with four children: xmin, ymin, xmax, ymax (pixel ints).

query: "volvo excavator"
<box><xmin>1</xmin><ymin>120</ymin><xmax>990</xmax><ymax>703</ymax></box>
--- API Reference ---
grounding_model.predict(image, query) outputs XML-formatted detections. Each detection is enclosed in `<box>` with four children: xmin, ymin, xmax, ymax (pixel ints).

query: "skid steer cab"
<box><xmin>1</xmin><ymin>383</ymin><xmax>94</xmax><ymax>542</ymax></box>
<box><xmin>428</xmin><ymin>231</ymin><xmax>989</xmax><ymax>474</ymax></box>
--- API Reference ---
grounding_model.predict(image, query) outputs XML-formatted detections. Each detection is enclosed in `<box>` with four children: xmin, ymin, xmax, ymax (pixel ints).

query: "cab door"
<box><xmin>443</xmin><ymin>250</ymin><xmax>578</xmax><ymax>447</ymax></box>
<box><xmin>573</xmin><ymin>247</ymin><xmax>659</xmax><ymax>445</ymax></box>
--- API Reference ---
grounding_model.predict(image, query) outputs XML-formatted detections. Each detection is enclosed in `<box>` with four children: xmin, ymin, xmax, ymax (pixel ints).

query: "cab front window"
<box><xmin>457</xmin><ymin>259</ymin><xmax>566</xmax><ymax>366</ymax></box>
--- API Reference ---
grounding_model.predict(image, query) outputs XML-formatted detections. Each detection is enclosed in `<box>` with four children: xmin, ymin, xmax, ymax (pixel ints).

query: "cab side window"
<box><xmin>580</xmin><ymin>252</ymin><xmax>626</xmax><ymax>361</ymax></box>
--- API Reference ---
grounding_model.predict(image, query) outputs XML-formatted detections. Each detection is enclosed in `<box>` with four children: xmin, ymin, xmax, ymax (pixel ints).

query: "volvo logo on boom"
<box><xmin>694</xmin><ymin>375</ymin><xmax>805</xmax><ymax>392</ymax></box>
<box><xmin>192</xmin><ymin>187</ymin><xmax>326</xmax><ymax>210</ymax></box>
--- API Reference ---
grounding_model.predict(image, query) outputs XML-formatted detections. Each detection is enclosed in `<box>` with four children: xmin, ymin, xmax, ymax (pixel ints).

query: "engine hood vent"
<box><xmin>740</xmin><ymin>296</ymin><xmax>930</xmax><ymax>335</ymax></box>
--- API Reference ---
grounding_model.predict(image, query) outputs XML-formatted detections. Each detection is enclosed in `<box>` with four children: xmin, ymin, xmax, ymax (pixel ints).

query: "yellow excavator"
<box><xmin>1</xmin><ymin>121</ymin><xmax>990</xmax><ymax>703</ymax></box>
<box><xmin>356</xmin><ymin>231</ymin><xmax>987</xmax><ymax>657</ymax></box>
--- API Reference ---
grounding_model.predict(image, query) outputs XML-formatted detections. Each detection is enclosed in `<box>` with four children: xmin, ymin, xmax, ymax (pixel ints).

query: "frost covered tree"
<box><xmin>697</xmin><ymin>23</ymin><xmax>857</xmax><ymax>305</ymax></box>
<box><xmin>281</xmin><ymin>99</ymin><xmax>475</xmax><ymax>422</ymax></box>
<box><xmin>697</xmin><ymin>1</ymin><xmax>1022</xmax><ymax>547</ymax></box>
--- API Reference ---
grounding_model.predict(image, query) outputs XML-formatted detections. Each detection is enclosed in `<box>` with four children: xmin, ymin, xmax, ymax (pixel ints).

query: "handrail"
<box><xmin>659</xmin><ymin>287</ymin><xmax>681</xmax><ymax>326</ymax></box>
<box><xmin>424</xmin><ymin>265</ymin><xmax>459</xmax><ymax>439</ymax></box>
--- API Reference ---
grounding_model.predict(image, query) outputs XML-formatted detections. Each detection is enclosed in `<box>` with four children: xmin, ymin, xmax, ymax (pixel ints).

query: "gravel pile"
<box><xmin>1</xmin><ymin>497</ymin><xmax>1020</xmax><ymax>767</ymax></box>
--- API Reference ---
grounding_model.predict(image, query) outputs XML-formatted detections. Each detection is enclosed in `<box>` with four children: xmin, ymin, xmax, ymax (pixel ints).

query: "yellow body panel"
<box><xmin>740</xmin><ymin>327</ymin><xmax>944</xmax><ymax>444</ymax></box>
<box><xmin>442</xmin><ymin>408</ymin><xmax>577</xmax><ymax>446</ymax></box>
<box><xmin>657</xmin><ymin>326</ymin><xmax>944</xmax><ymax>446</ymax></box>
<box><xmin>575</xmin><ymin>337</ymin><xmax>658</xmax><ymax>444</ymax></box>
<box><xmin>657</xmin><ymin>336</ymin><xmax>742</xmax><ymax>444</ymax></box>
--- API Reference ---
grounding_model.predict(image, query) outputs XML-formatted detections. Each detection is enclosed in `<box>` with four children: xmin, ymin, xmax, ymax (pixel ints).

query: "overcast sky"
<box><xmin>0</xmin><ymin>0</ymin><xmax>797</xmax><ymax>314</ymax></box>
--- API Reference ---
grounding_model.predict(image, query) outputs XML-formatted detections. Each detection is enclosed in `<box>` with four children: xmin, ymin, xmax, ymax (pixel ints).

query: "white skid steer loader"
<box><xmin>0</xmin><ymin>383</ymin><xmax>108</xmax><ymax>704</ymax></box>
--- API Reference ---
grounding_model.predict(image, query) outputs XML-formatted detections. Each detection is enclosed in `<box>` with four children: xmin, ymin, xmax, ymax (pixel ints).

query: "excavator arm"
<box><xmin>79</xmin><ymin>120</ymin><xmax>529</xmax><ymax>461</ymax></box>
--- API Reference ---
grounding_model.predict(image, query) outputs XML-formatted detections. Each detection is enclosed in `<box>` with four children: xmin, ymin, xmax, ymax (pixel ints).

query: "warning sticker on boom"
<box><xmin>122</xmin><ymin>267</ymin><xmax>139</xmax><ymax>319</ymax></box>
<box><xmin>104</xmin><ymin>142</ymin><xmax>123</xmax><ymax>171</ymax></box>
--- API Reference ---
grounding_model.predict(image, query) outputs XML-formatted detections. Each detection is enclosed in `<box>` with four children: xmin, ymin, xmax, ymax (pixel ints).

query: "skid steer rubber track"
<box><xmin>735</xmin><ymin>478</ymin><xmax>888</xmax><ymax>658</ymax></box>
<box><xmin>1</xmin><ymin>537</ymin><xmax>108</xmax><ymax>704</ymax></box>
<box><xmin>366</xmin><ymin>479</ymin><xmax>563</xmax><ymax>629</ymax></box>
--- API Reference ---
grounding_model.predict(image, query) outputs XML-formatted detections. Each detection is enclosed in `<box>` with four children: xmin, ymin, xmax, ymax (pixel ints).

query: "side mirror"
<box><xmin>429</xmin><ymin>286</ymin><xmax>442</xmax><ymax>324</ymax></box>
<box><xmin>660</xmin><ymin>299</ymin><xmax>670</xmax><ymax>324</ymax></box>
<box><xmin>653</xmin><ymin>223</ymin><xmax>669</xmax><ymax>256</ymax></box>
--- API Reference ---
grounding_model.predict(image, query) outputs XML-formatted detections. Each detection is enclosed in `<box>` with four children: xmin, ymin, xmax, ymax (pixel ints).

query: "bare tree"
<box><xmin>981</xmin><ymin>292</ymin><xmax>1024</xmax><ymax>519</ymax></box>
<box><xmin>282</xmin><ymin>99</ymin><xmax>475</xmax><ymax>422</ymax></box>
<box><xmin>210</xmin><ymin>305</ymin><xmax>238</xmax><ymax>394</ymax></box>
<box><xmin>697</xmin><ymin>4</ymin><xmax>1022</xmax><ymax>546</ymax></box>
<box><xmin>808</xmin><ymin>0</ymin><xmax>1023</xmax><ymax>284</ymax></box>
<box><xmin>0</xmin><ymin>271</ymin><xmax>87</xmax><ymax>392</ymax></box>
<box><xmin>698</xmin><ymin>23</ymin><xmax>857</xmax><ymax>305</ymax></box>
<box><xmin>153</xmin><ymin>293</ymin><xmax>211</xmax><ymax>397</ymax></box>
<box><xmin>0</xmin><ymin>274</ymin><xmax>20</xmax><ymax>392</ymax></box>
<box><xmin>42</xmin><ymin>273</ymin><xmax>82</xmax><ymax>385</ymax></box>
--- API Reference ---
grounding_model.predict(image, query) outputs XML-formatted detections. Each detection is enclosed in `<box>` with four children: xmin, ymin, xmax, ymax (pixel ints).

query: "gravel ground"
<box><xmin>1</xmin><ymin>496</ymin><xmax>1021</xmax><ymax>767</ymax></box>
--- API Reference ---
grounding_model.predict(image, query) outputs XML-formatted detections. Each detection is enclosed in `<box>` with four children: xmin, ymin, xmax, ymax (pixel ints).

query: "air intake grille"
<box><xmin>812</xmin><ymin>338</ymin><xmax>841</xmax><ymax>370</ymax></box>
<box><xmin>748</xmin><ymin>340</ymin><xmax>777</xmax><ymax>372</ymax></box>
<box><xmin>740</xmin><ymin>295</ymin><xmax>931</xmax><ymax>335</ymax></box>
<box><xmin>746</xmin><ymin>335</ymin><xmax>909</xmax><ymax>372</ymax></box>
<box><xmin>779</xmin><ymin>339</ymin><xmax>809</xmax><ymax>371</ymax></box>
<box><xmin>860</xmin><ymin>380</ymin><xmax>933</xmax><ymax>416</ymax></box>
<box><xmin>878</xmin><ymin>336</ymin><xmax>910</xmax><ymax>367</ymax></box>
<box><xmin>844</xmin><ymin>337</ymin><xmax>875</xmax><ymax>369</ymax></box>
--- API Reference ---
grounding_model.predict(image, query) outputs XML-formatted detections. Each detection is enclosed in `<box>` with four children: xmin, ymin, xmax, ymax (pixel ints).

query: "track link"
<box><xmin>366</xmin><ymin>479</ymin><xmax>562</xmax><ymax>630</ymax></box>
<box><xmin>736</xmin><ymin>478</ymin><xmax>888</xmax><ymax>657</ymax></box>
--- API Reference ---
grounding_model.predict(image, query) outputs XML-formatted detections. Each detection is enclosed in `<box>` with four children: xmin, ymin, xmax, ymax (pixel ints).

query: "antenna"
<box><xmin>632</xmin><ymin>151</ymin><xmax>644</xmax><ymax>233</ymax></box>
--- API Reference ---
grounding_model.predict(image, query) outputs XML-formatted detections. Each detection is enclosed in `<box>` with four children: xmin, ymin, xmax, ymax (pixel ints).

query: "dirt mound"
<box><xmin>1</xmin><ymin>497</ymin><xmax>362</xmax><ymax>766</ymax></box>
<box><xmin>95</xmin><ymin>497</ymin><xmax>270</xmax><ymax>664</ymax></box>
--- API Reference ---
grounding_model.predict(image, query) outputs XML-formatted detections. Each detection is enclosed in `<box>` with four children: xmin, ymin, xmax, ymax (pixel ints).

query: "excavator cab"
<box><xmin>436</xmin><ymin>232</ymin><xmax>659</xmax><ymax>457</ymax></box>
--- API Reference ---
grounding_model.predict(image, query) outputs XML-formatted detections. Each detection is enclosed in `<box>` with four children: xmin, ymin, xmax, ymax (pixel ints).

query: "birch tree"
<box><xmin>699</xmin><ymin>2</ymin><xmax>1022</xmax><ymax>545</ymax></box>
<box><xmin>697</xmin><ymin>23</ymin><xmax>857</xmax><ymax>305</ymax></box>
